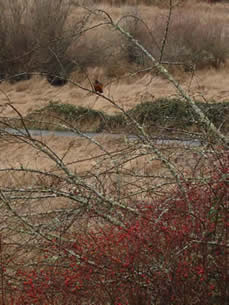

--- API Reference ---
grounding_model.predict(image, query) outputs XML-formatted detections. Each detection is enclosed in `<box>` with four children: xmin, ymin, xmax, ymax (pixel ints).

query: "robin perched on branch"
<box><xmin>94</xmin><ymin>80</ymin><xmax>103</xmax><ymax>93</ymax></box>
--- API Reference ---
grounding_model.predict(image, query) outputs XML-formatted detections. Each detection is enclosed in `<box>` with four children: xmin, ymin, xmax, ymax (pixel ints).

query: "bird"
<box><xmin>94</xmin><ymin>80</ymin><xmax>103</xmax><ymax>93</ymax></box>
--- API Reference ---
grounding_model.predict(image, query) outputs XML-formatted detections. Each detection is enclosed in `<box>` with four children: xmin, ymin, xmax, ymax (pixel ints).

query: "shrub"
<box><xmin>151</xmin><ymin>10</ymin><xmax>229</xmax><ymax>69</ymax></box>
<box><xmin>0</xmin><ymin>0</ymin><xmax>34</xmax><ymax>79</ymax></box>
<box><xmin>5</xmin><ymin>150</ymin><xmax>228</xmax><ymax>305</ymax></box>
<box><xmin>0</xmin><ymin>0</ymin><xmax>81</xmax><ymax>80</ymax></box>
<box><xmin>118</xmin><ymin>9</ymin><xmax>160</xmax><ymax>67</ymax></box>
<box><xmin>28</xmin><ymin>0</ymin><xmax>81</xmax><ymax>79</ymax></box>
<box><xmin>119</xmin><ymin>5</ymin><xmax>229</xmax><ymax>70</ymax></box>
<box><xmin>18</xmin><ymin>99</ymin><xmax>229</xmax><ymax>135</ymax></box>
<box><xmin>127</xmin><ymin>98</ymin><xmax>229</xmax><ymax>134</ymax></box>
<box><xmin>0</xmin><ymin>0</ymin><xmax>228</xmax><ymax>82</ymax></box>
<box><xmin>46</xmin><ymin>74</ymin><xmax>68</xmax><ymax>87</ymax></box>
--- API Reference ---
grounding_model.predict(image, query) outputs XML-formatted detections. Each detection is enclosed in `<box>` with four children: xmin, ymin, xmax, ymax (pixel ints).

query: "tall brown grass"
<box><xmin>84</xmin><ymin>0</ymin><xmax>229</xmax><ymax>6</ymax></box>
<box><xmin>0</xmin><ymin>0</ymin><xmax>228</xmax><ymax>82</ymax></box>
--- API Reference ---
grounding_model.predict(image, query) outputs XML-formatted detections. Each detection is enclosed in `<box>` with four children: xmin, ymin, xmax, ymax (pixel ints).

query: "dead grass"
<box><xmin>0</xmin><ymin>134</ymin><xmax>126</xmax><ymax>182</ymax></box>
<box><xmin>0</xmin><ymin>60</ymin><xmax>229</xmax><ymax>124</ymax></box>
<box><xmin>0</xmin><ymin>3</ymin><xmax>228</xmax><ymax>299</ymax></box>
<box><xmin>83</xmin><ymin>0</ymin><xmax>229</xmax><ymax>7</ymax></box>
<box><xmin>0</xmin><ymin>131</ymin><xmax>212</xmax><ymax>212</ymax></box>
<box><xmin>1</xmin><ymin>0</ymin><xmax>229</xmax><ymax>81</ymax></box>
<box><xmin>0</xmin><ymin>131</ymin><xmax>201</xmax><ymax>186</ymax></box>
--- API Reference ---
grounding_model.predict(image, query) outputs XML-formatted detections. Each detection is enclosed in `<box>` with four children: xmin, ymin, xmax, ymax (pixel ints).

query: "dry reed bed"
<box><xmin>0</xmin><ymin>1</ymin><xmax>228</xmax><ymax>120</ymax></box>
<box><xmin>1</xmin><ymin>0</ymin><xmax>229</xmax><ymax>80</ymax></box>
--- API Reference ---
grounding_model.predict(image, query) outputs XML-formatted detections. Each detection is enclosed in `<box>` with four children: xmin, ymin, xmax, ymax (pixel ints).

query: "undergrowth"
<box><xmin>19</xmin><ymin>99</ymin><xmax>229</xmax><ymax>137</ymax></box>
<box><xmin>2</xmin><ymin>149</ymin><xmax>228</xmax><ymax>305</ymax></box>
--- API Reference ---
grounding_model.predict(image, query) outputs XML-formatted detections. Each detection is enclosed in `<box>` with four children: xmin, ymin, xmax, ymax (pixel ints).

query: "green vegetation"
<box><xmin>19</xmin><ymin>99</ymin><xmax>229</xmax><ymax>137</ymax></box>
<box><xmin>23</xmin><ymin>101</ymin><xmax>106</xmax><ymax>132</ymax></box>
<box><xmin>38</xmin><ymin>101</ymin><xmax>104</xmax><ymax>122</ymax></box>
<box><xmin>128</xmin><ymin>98</ymin><xmax>229</xmax><ymax>131</ymax></box>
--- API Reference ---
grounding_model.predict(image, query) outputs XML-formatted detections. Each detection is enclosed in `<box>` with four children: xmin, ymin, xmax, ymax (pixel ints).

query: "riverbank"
<box><xmin>2</xmin><ymin>99</ymin><xmax>228</xmax><ymax>141</ymax></box>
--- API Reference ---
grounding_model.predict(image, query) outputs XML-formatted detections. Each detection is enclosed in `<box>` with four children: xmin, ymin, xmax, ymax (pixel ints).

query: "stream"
<box><xmin>2</xmin><ymin>128</ymin><xmax>202</xmax><ymax>147</ymax></box>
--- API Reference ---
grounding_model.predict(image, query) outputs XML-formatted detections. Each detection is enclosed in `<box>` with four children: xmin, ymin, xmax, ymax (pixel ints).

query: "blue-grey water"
<box><xmin>1</xmin><ymin>128</ymin><xmax>202</xmax><ymax>146</ymax></box>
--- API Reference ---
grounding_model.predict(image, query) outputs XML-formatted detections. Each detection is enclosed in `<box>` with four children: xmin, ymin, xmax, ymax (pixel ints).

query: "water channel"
<box><xmin>2</xmin><ymin>128</ymin><xmax>202</xmax><ymax>147</ymax></box>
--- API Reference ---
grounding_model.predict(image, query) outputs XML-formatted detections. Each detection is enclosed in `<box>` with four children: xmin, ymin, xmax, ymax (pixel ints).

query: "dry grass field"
<box><xmin>0</xmin><ymin>0</ymin><xmax>228</xmax><ymax>177</ymax></box>
<box><xmin>0</xmin><ymin>2</ymin><xmax>228</xmax><ymax>303</ymax></box>
<box><xmin>0</xmin><ymin>1</ymin><xmax>229</xmax><ymax>116</ymax></box>
<box><xmin>0</xmin><ymin>65</ymin><xmax>229</xmax><ymax>118</ymax></box>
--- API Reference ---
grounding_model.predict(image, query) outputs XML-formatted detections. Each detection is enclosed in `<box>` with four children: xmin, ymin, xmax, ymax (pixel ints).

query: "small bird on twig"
<box><xmin>94</xmin><ymin>80</ymin><xmax>103</xmax><ymax>93</ymax></box>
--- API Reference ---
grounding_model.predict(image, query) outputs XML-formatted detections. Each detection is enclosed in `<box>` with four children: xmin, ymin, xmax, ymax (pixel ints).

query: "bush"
<box><xmin>118</xmin><ymin>9</ymin><xmax>160</xmax><ymax>67</ymax></box>
<box><xmin>46</xmin><ymin>74</ymin><xmax>68</xmax><ymax>87</ymax></box>
<box><xmin>128</xmin><ymin>99</ymin><xmax>229</xmax><ymax>134</ymax></box>
<box><xmin>0</xmin><ymin>0</ymin><xmax>34</xmax><ymax>78</ymax></box>
<box><xmin>0</xmin><ymin>0</ymin><xmax>228</xmax><ymax>82</ymax></box>
<box><xmin>0</xmin><ymin>0</ymin><xmax>80</xmax><ymax>80</ymax></box>
<box><xmin>152</xmin><ymin>9</ymin><xmax>229</xmax><ymax>69</ymax></box>
<box><xmin>18</xmin><ymin>99</ymin><xmax>229</xmax><ymax>135</ymax></box>
<box><xmin>119</xmin><ymin>6</ymin><xmax>229</xmax><ymax>70</ymax></box>
<box><xmin>7</xmin><ymin>151</ymin><xmax>228</xmax><ymax>305</ymax></box>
